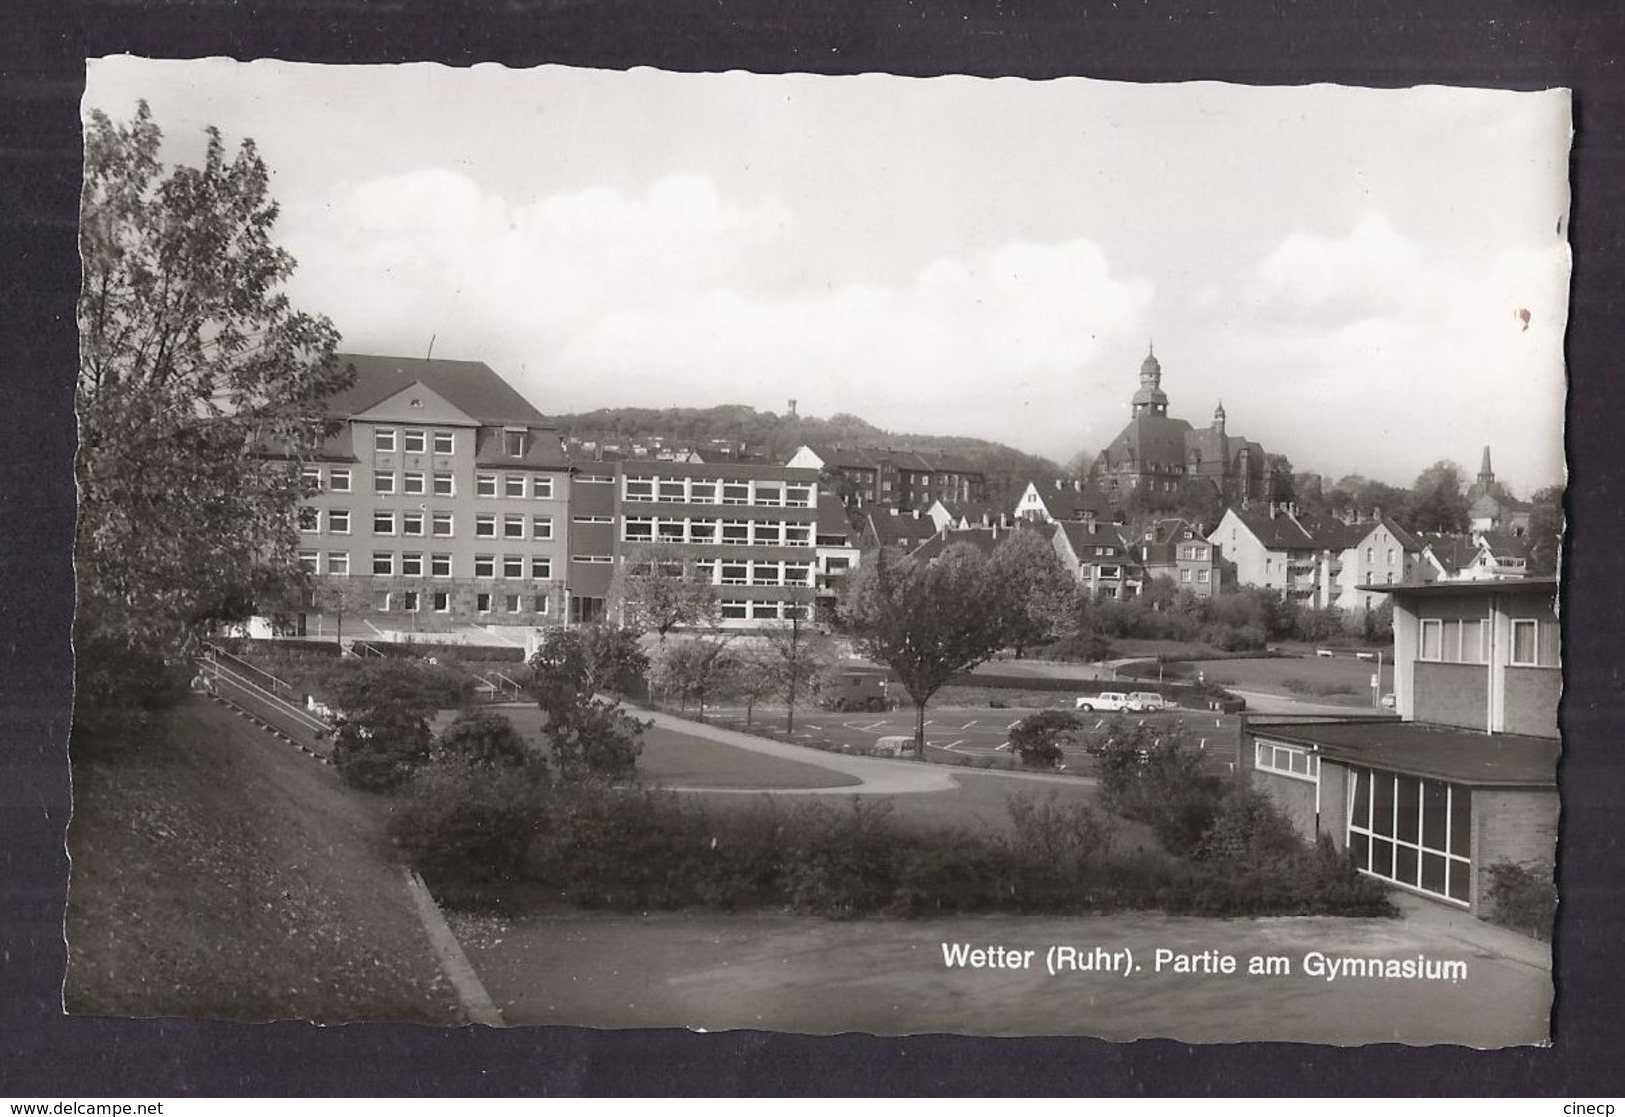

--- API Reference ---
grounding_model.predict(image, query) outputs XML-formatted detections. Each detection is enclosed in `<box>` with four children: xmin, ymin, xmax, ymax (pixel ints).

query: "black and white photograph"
<box><xmin>64</xmin><ymin>55</ymin><xmax>1569</xmax><ymax>1049</ymax></box>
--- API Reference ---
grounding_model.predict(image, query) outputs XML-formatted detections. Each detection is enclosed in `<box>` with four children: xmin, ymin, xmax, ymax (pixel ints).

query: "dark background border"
<box><xmin>4</xmin><ymin>0</ymin><xmax>1622</xmax><ymax>1097</ymax></box>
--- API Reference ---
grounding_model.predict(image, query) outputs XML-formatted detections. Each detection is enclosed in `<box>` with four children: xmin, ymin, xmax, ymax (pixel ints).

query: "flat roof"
<box><xmin>1354</xmin><ymin>577</ymin><xmax>1558</xmax><ymax>597</ymax></box>
<box><xmin>1250</xmin><ymin>719</ymin><xmax>1559</xmax><ymax>787</ymax></box>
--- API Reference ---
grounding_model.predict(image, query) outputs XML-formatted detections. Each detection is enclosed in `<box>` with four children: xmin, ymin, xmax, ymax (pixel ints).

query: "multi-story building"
<box><xmin>1207</xmin><ymin>503</ymin><xmax>1355</xmax><ymax>607</ymax></box>
<box><xmin>786</xmin><ymin>444</ymin><xmax>986</xmax><ymax>511</ymax></box>
<box><xmin>287</xmin><ymin>354</ymin><xmax>571</xmax><ymax>639</ymax></box>
<box><xmin>571</xmin><ymin>460</ymin><xmax>823</xmax><ymax>628</ymax></box>
<box><xmin>1130</xmin><ymin>518</ymin><xmax>1219</xmax><ymax>597</ymax></box>
<box><xmin>1091</xmin><ymin>347</ymin><xmax>1272</xmax><ymax>507</ymax></box>
<box><xmin>1051</xmin><ymin>520</ymin><xmax>1140</xmax><ymax>599</ymax></box>
<box><xmin>1243</xmin><ymin>578</ymin><xmax>1559</xmax><ymax>919</ymax></box>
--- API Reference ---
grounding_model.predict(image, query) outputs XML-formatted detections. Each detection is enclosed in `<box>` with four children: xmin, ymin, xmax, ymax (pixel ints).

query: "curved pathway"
<box><xmin>633</xmin><ymin>705</ymin><xmax>1095</xmax><ymax>796</ymax></box>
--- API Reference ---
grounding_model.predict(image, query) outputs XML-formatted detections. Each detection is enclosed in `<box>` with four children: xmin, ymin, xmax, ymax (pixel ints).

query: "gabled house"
<box><xmin>926</xmin><ymin>499</ymin><xmax>1009</xmax><ymax>534</ymax></box>
<box><xmin>1243</xmin><ymin>578</ymin><xmax>1559</xmax><ymax>920</ymax></box>
<box><xmin>858</xmin><ymin>507</ymin><xmax>937</xmax><ymax>556</ymax></box>
<box><xmin>1331</xmin><ymin>516</ymin><xmax>1427</xmax><ymax>612</ymax></box>
<box><xmin>1012</xmin><ymin>478</ymin><xmax>1116</xmax><ymax>525</ymax></box>
<box><xmin>1207</xmin><ymin>504</ymin><xmax>1352</xmax><ymax>608</ymax></box>
<box><xmin>1052</xmin><ymin>520</ymin><xmax>1140</xmax><ymax>599</ymax></box>
<box><xmin>1467</xmin><ymin>445</ymin><xmax>1533</xmax><ymax>536</ymax></box>
<box><xmin>1130</xmin><ymin>518</ymin><xmax>1219</xmax><ymax>597</ymax></box>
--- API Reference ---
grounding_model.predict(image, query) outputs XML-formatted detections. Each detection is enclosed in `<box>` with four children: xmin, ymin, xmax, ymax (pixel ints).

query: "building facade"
<box><xmin>787</xmin><ymin>444</ymin><xmax>986</xmax><ymax>512</ymax></box>
<box><xmin>1244</xmin><ymin>579</ymin><xmax>1559</xmax><ymax>919</ymax></box>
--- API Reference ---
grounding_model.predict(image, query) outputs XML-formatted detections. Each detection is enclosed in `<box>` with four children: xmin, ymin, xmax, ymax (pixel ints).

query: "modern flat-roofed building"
<box><xmin>286</xmin><ymin>354</ymin><xmax>571</xmax><ymax>639</ymax></box>
<box><xmin>1243</xmin><ymin>578</ymin><xmax>1559</xmax><ymax>919</ymax></box>
<box><xmin>582</xmin><ymin>459</ymin><xmax>822</xmax><ymax>628</ymax></box>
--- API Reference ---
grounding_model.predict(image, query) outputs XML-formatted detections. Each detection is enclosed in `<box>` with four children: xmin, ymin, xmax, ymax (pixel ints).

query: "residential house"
<box><xmin>926</xmin><ymin>499</ymin><xmax>1009</xmax><ymax>534</ymax></box>
<box><xmin>787</xmin><ymin>444</ymin><xmax>987</xmax><ymax>511</ymax></box>
<box><xmin>1012</xmin><ymin>478</ymin><xmax>1115</xmax><ymax>525</ymax></box>
<box><xmin>813</xmin><ymin>493</ymin><xmax>863</xmax><ymax>614</ymax></box>
<box><xmin>1052</xmin><ymin>520</ymin><xmax>1140</xmax><ymax>599</ymax></box>
<box><xmin>858</xmin><ymin>507</ymin><xmax>938</xmax><ymax>556</ymax></box>
<box><xmin>1130</xmin><ymin>518</ymin><xmax>1219</xmax><ymax>598</ymax></box>
<box><xmin>1207</xmin><ymin>504</ymin><xmax>1356</xmax><ymax>608</ymax></box>
<box><xmin>1243</xmin><ymin>578</ymin><xmax>1559</xmax><ymax>918</ymax></box>
<box><xmin>1467</xmin><ymin>446</ymin><xmax>1533</xmax><ymax>535</ymax></box>
<box><xmin>1331</xmin><ymin>517</ymin><xmax>1427</xmax><ymax>612</ymax></box>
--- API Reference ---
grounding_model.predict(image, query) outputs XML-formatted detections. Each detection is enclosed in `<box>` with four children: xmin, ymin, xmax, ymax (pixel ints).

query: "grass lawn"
<box><xmin>66</xmin><ymin>698</ymin><xmax>462</xmax><ymax>1023</ymax></box>
<box><xmin>1178</xmin><ymin>654</ymin><xmax>1394</xmax><ymax>698</ymax></box>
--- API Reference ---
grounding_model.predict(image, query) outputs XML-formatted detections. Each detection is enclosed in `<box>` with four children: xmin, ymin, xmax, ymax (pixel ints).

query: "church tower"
<box><xmin>1477</xmin><ymin>444</ymin><xmax>1495</xmax><ymax>493</ymax></box>
<box><xmin>1131</xmin><ymin>344</ymin><xmax>1169</xmax><ymax>418</ymax></box>
<box><xmin>1212</xmin><ymin>400</ymin><xmax>1227</xmax><ymax>434</ymax></box>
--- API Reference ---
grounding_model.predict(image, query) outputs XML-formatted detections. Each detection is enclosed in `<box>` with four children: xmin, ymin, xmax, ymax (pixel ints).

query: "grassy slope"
<box><xmin>65</xmin><ymin>698</ymin><xmax>462</xmax><ymax>1023</ymax></box>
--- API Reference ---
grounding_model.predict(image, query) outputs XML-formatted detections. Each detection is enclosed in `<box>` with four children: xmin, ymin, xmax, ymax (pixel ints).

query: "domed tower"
<box><xmin>1131</xmin><ymin>344</ymin><xmax>1169</xmax><ymax>418</ymax></box>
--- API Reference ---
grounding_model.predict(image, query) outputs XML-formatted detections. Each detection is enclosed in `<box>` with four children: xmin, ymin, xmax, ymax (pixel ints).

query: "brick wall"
<box><xmin>1319</xmin><ymin>763</ymin><xmax>1349</xmax><ymax>850</ymax></box>
<box><xmin>1503</xmin><ymin>668</ymin><xmax>1562</xmax><ymax>738</ymax></box>
<box><xmin>1471</xmin><ymin>788</ymin><xmax>1560</xmax><ymax>916</ymax></box>
<box><xmin>1413</xmin><ymin>662</ymin><xmax>1488</xmax><ymax>730</ymax></box>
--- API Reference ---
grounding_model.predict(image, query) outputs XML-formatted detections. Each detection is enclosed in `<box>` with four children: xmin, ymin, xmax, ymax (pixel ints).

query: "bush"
<box><xmin>1486</xmin><ymin>860</ymin><xmax>1557</xmax><ymax>940</ymax></box>
<box><xmin>332</xmin><ymin>706</ymin><xmax>433</xmax><ymax>791</ymax></box>
<box><xmin>1007</xmin><ymin>709</ymin><xmax>1082</xmax><ymax>769</ymax></box>
<box><xmin>392</xmin><ymin>757</ymin><xmax>546</xmax><ymax>883</ymax></box>
<box><xmin>780</xmin><ymin>799</ymin><xmax>901</xmax><ymax>918</ymax></box>
<box><xmin>1095</xmin><ymin>721</ymin><xmax>1226</xmax><ymax>855</ymax></box>
<box><xmin>435</xmin><ymin>709</ymin><xmax>536</xmax><ymax>769</ymax></box>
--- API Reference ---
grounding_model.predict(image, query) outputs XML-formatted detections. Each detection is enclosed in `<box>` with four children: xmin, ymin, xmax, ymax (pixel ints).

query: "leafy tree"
<box><xmin>1525</xmin><ymin>484</ymin><xmax>1565</xmax><ymax>576</ymax></box>
<box><xmin>649</xmin><ymin>635</ymin><xmax>738</xmax><ymax>721</ymax></box>
<box><xmin>1406</xmin><ymin>460</ymin><xmax>1471</xmax><ymax>534</ymax></box>
<box><xmin>758</xmin><ymin>611</ymin><xmax>836</xmax><ymax>735</ymax></box>
<box><xmin>988</xmin><ymin>527</ymin><xmax>1074</xmax><ymax>658</ymax></box>
<box><xmin>1267</xmin><ymin>454</ymin><xmax>1296</xmax><ymax>504</ymax></box>
<box><xmin>314</xmin><ymin>577</ymin><xmax>375</xmax><ymax>645</ymax></box>
<box><xmin>840</xmin><ymin>544</ymin><xmax>1005</xmax><ymax>758</ymax></box>
<box><xmin>75</xmin><ymin>102</ymin><xmax>349</xmax><ymax>740</ymax></box>
<box><xmin>610</xmin><ymin>543</ymin><xmax>719</xmax><ymax>640</ymax></box>
<box><xmin>727</xmin><ymin>646</ymin><xmax>781</xmax><ymax>727</ymax></box>
<box><xmin>327</xmin><ymin>660</ymin><xmax>440</xmax><ymax>792</ymax></box>
<box><xmin>529</xmin><ymin>626</ymin><xmax>649</xmax><ymax>781</ymax></box>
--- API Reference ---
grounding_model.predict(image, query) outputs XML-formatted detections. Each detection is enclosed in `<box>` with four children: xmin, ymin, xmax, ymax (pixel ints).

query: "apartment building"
<box><xmin>786</xmin><ymin>444</ymin><xmax>986</xmax><ymax>511</ymax></box>
<box><xmin>288</xmin><ymin>354</ymin><xmax>571</xmax><ymax>638</ymax></box>
<box><xmin>1243</xmin><ymin>578</ymin><xmax>1559</xmax><ymax>918</ymax></box>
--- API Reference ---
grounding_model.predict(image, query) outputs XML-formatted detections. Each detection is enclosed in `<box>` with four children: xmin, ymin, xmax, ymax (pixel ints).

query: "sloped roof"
<box><xmin>321</xmin><ymin>354</ymin><xmax>546</xmax><ymax>426</ymax></box>
<box><xmin>1100</xmin><ymin>414</ymin><xmax>1195</xmax><ymax>470</ymax></box>
<box><xmin>1055</xmin><ymin>520</ymin><xmax>1126</xmax><ymax>558</ymax></box>
<box><xmin>1415</xmin><ymin>532</ymin><xmax>1478</xmax><ymax>575</ymax></box>
<box><xmin>908</xmin><ymin>526</ymin><xmax>1003</xmax><ymax>562</ymax></box>
<box><xmin>1479</xmin><ymin>530</ymin><xmax>1534</xmax><ymax>560</ymax></box>
<box><xmin>816</xmin><ymin>493</ymin><xmax>855</xmax><ymax>538</ymax></box>
<box><xmin>474</xmin><ymin>427</ymin><xmax>572</xmax><ymax>469</ymax></box>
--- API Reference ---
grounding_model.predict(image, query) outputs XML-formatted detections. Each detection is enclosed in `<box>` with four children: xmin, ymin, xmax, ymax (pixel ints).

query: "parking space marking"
<box><xmin>958</xmin><ymin>720</ymin><xmax>979</xmax><ymax>730</ymax></box>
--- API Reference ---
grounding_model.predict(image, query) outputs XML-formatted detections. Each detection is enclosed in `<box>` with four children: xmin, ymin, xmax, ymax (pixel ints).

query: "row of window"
<box><xmin>719</xmin><ymin>601</ymin><xmax>812</xmax><ymax>621</ymax></box>
<box><xmin>1347</xmin><ymin>767</ymin><xmax>1472</xmax><ymax>905</ymax></box>
<box><xmin>373</xmin><ymin>589</ymin><xmax>549</xmax><ymax>615</ymax></box>
<box><xmin>1418</xmin><ymin>617</ymin><xmax>1554</xmax><ymax>667</ymax></box>
<box><xmin>1255</xmin><ymin>740</ymin><xmax>1319</xmax><ymax>781</ymax></box>
<box><xmin>299</xmin><ymin>551</ymin><xmax>554</xmax><ymax>580</ymax></box>
<box><xmin>623</xmin><ymin>477</ymin><xmax>814</xmax><ymax>507</ymax></box>
<box><xmin>625</xmin><ymin>558</ymin><xmax>814</xmax><ymax>587</ymax></box>
<box><xmin>1177</xmin><ymin>567</ymin><xmax>1213</xmax><ymax>584</ymax></box>
<box><xmin>623</xmin><ymin>517</ymin><xmax>813</xmax><ymax>546</ymax></box>
<box><xmin>476</xmin><ymin>473</ymin><xmax>555</xmax><ymax>499</ymax></box>
<box><xmin>299</xmin><ymin>509</ymin><xmax>559</xmax><ymax>541</ymax></box>
<box><xmin>371</xmin><ymin>428</ymin><xmax>458</xmax><ymax>455</ymax></box>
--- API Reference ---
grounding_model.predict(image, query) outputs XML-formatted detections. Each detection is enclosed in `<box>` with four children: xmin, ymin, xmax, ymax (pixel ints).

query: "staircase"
<box><xmin>196</xmin><ymin>643</ymin><xmax>335</xmax><ymax>761</ymax></box>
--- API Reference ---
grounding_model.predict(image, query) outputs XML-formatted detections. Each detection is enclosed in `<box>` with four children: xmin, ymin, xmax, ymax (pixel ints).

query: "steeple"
<box><xmin>1212</xmin><ymin>400</ymin><xmax>1227</xmax><ymax>434</ymax></box>
<box><xmin>1478</xmin><ymin>444</ymin><xmax>1494</xmax><ymax>490</ymax></box>
<box><xmin>1131</xmin><ymin>343</ymin><xmax>1169</xmax><ymax>418</ymax></box>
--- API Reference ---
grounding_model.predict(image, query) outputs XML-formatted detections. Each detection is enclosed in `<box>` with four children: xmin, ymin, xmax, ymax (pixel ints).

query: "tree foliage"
<box><xmin>1007</xmin><ymin>709</ymin><xmax>1083</xmax><ymax>769</ymax></box>
<box><xmin>611</xmin><ymin>543</ymin><xmax>720</xmax><ymax>639</ymax></box>
<box><xmin>648</xmin><ymin>635</ymin><xmax>738</xmax><ymax>720</ymax></box>
<box><xmin>840</xmin><ymin>544</ymin><xmax>1006</xmax><ymax>756</ymax></box>
<box><xmin>434</xmin><ymin>709</ymin><xmax>536</xmax><ymax>770</ymax></box>
<box><xmin>757</xmin><ymin>614</ymin><xmax>836</xmax><ymax>734</ymax></box>
<box><xmin>76</xmin><ymin>102</ymin><xmax>349</xmax><ymax>740</ymax></box>
<box><xmin>1405</xmin><ymin>459</ymin><xmax>1471</xmax><ymax>534</ymax></box>
<box><xmin>988</xmin><ymin>527</ymin><xmax>1074</xmax><ymax>657</ymax></box>
<box><xmin>529</xmin><ymin>626</ymin><xmax>649</xmax><ymax>781</ymax></box>
<box><xmin>1525</xmin><ymin>484</ymin><xmax>1565</xmax><ymax>577</ymax></box>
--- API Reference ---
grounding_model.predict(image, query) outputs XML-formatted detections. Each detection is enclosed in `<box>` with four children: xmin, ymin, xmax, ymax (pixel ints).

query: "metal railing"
<box><xmin>201</xmin><ymin>641</ymin><xmax>296</xmax><ymax>699</ymax></box>
<box><xmin>197</xmin><ymin>652</ymin><xmax>333</xmax><ymax>745</ymax></box>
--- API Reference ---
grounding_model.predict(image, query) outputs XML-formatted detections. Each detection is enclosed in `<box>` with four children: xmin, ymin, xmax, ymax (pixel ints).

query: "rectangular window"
<box><xmin>624</xmin><ymin>478</ymin><xmax>654</xmax><ymax>502</ymax></box>
<box><xmin>721</xmin><ymin>601</ymin><xmax>748</xmax><ymax>619</ymax></box>
<box><xmin>755</xmin><ymin>484</ymin><xmax>782</xmax><ymax>507</ymax></box>
<box><xmin>326</xmin><ymin>552</ymin><xmax>349</xmax><ymax>577</ymax></box>
<box><xmin>657</xmin><ymin>520</ymin><xmax>685</xmax><ymax>543</ymax></box>
<box><xmin>298</xmin><ymin>550</ymin><xmax>319</xmax><ymax>574</ymax></box>
<box><xmin>298</xmin><ymin>506</ymin><xmax>319</xmax><ymax>532</ymax></box>
<box><xmin>785</xmin><ymin>524</ymin><xmax>811</xmax><ymax>546</ymax></box>
<box><xmin>785</xmin><ymin>484</ymin><xmax>812</xmax><ymax>507</ymax></box>
<box><xmin>373</xmin><ymin>510</ymin><xmax>396</xmax><ymax>535</ymax></box>
<box><xmin>401</xmin><ymin>511</ymin><xmax>425</xmax><ymax>537</ymax></box>
<box><xmin>403</xmin><ymin>429</ymin><xmax>426</xmax><ymax>454</ymax></box>
<box><xmin>372</xmin><ymin>552</ymin><xmax>394</xmax><ymax>576</ymax></box>
<box><xmin>722</xmin><ymin>481</ymin><xmax>751</xmax><ymax>505</ymax></box>
<box><xmin>530</xmin><ymin>516</ymin><xmax>554</xmax><ymax>540</ymax></box>
<box><xmin>753</xmin><ymin>522</ymin><xmax>781</xmax><ymax>545</ymax></box>
<box><xmin>785</xmin><ymin>562</ymin><xmax>812</xmax><ymax>587</ymax></box>
<box><xmin>503</xmin><ymin>514</ymin><xmax>526</xmax><ymax>539</ymax></box>
<box><xmin>373</xmin><ymin>590</ymin><xmax>390</xmax><ymax>612</ymax></box>
<box><xmin>327</xmin><ymin>509</ymin><xmax>350</xmax><ymax>534</ymax></box>
<box><xmin>624</xmin><ymin>517</ymin><xmax>654</xmax><ymax>542</ymax></box>
<box><xmin>529</xmin><ymin>557</ymin><xmax>552</xmax><ymax>580</ymax></box>
<box><xmin>750</xmin><ymin>562</ymin><xmax>779</xmax><ymax>587</ymax></box>
<box><xmin>432</xmin><ymin>430</ymin><xmax>454</xmax><ymax>455</ymax></box>
<box><xmin>431</xmin><ymin>553</ymin><xmax>452</xmax><ymax>578</ymax></box>
<box><xmin>504</xmin><ymin>429</ymin><xmax>527</xmax><ymax>457</ymax></box>
<box><xmin>301</xmin><ymin>465</ymin><xmax>322</xmax><ymax>494</ymax></box>
<box><xmin>659</xmin><ymin>479</ymin><xmax>686</xmax><ymax>502</ymax></box>
<box><xmin>504</xmin><ymin>474</ymin><xmax>526</xmax><ymax>498</ymax></box>
<box><xmin>751</xmin><ymin>603</ymin><xmax>779</xmax><ymax>620</ymax></box>
<box><xmin>1348</xmin><ymin>769</ymin><xmax>1470</xmax><ymax>905</ymax></box>
<box><xmin>403</xmin><ymin>471</ymin><xmax>426</xmax><ymax>496</ymax></box>
<box><xmin>504</xmin><ymin>593</ymin><xmax>523</xmax><ymax>613</ymax></box>
<box><xmin>720</xmin><ymin>563</ymin><xmax>749</xmax><ymax>586</ymax></box>
<box><xmin>1179</xmin><ymin>568</ymin><xmax>1192</xmax><ymax>582</ymax></box>
<box><xmin>1255</xmin><ymin>740</ymin><xmax>1318</xmax><ymax>781</ymax></box>
<box><xmin>328</xmin><ymin>468</ymin><xmax>352</xmax><ymax>493</ymax></box>
<box><xmin>533</xmin><ymin>594</ymin><xmax>550</xmax><ymax>614</ymax></box>
<box><xmin>374</xmin><ymin>428</ymin><xmax>396</xmax><ymax>453</ymax></box>
<box><xmin>432</xmin><ymin>473</ymin><xmax>454</xmax><ymax>497</ymax></box>
<box><xmin>374</xmin><ymin>471</ymin><xmax>396</xmax><ymax>495</ymax></box>
<box><xmin>402</xmin><ymin>590</ymin><xmax>420</xmax><ymax>612</ymax></box>
<box><xmin>433</xmin><ymin>591</ymin><xmax>450</xmax><ymax>612</ymax></box>
<box><xmin>530</xmin><ymin>476</ymin><xmax>554</xmax><ymax>499</ymax></box>
<box><xmin>503</xmin><ymin>555</ymin><xmax>524</xmax><ymax>579</ymax></box>
<box><xmin>1197</xmin><ymin>569</ymin><xmax>1210</xmax><ymax>583</ymax></box>
<box><xmin>476</xmin><ymin>515</ymin><xmax>496</xmax><ymax>538</ymax></box>
<box><xmin>574</xmin><ymin>515</ymin><xmax>612</xmax><ymax>524</ymax></box>
<box><xmin>474</xmin><ymin>555</ymin><xmax>495</xmax><ymax>578</ymax></box>
<box><xmin>722</xmin><ymin>521</ymin><xmax>749</xmax><ymax>545</ymax></box>
<box><xmin>1420</xmin><ymin>618</ymin><xmax>1443</xmax><ymax>661</ymax></box>
<box><xmin>432</xmin><ymin>511</ymin><xmax>453</xmax><ymax>537</ymax></box>
<box><xmin>401</xmin><ymin>553</ymin><xmax>423</xmax><ymax>577</ymax></box>
<box><xmin>1511</xmin><ymin>619</ymin><xmax>1539</xmax><ymax>666</ymax></box>
<box><xmin>476</xmin><ymin>474</ymin><xmax>498</xmax><ymax>498</ymax></box>
<box><xmin>576</xmin><ymin>473</ymin><xmax>613</xmax><ymax>484</ymax></box>
<box><xmin>689</xmin><ymin>519</ymin><xmax>716</xmax><ymax>543</ymax></box>
<box><xmin>690</xmin><ymin>481</ymin><xmax>717</xmax><ymax>503</ymax></box>
<box><xmin>476</xmin><ymin>592</ymin><xmax>492</xmax><ymax>613</ymax></box>
<box><xmin>573</xmin><ymin>554</ymin><xmax>614</xmax><ymax>564</ymax></box>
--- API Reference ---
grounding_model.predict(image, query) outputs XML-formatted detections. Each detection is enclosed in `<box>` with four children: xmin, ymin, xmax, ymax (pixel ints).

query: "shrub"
<box><xmin>1007</xmin><ymin>708</ymin><xmax>1082</xmax><ymax>769</ymax></box>
<box><xmin>1486</xmin><ymin>860</ymin><xmax>1557</xmax><ymax>940</ymax></box>
<box><xmin>392</xmin><ymin>757</ymin><xmax>546</xmax><ymax>883</ymax></box>
<box><xmin>1193</xmin><ymin>786</ymin><xmax>1308</xmax><ymax>863</ymax></box>
<box><xmin>779</xmin><ymin>799</ymin><xmax>900</xmax><ymax>918</ymax></box>
<box><xmin>332</xmin><ymin>706</ymin><xmax>433</xmax><ymax>791</ymax></box>
<box><xmin>1095</xmin><ymin>720</ymin><xmax>1226</xmax><ymax>855</ymax></box>
<box><xmin>544</xmin><ymin>697</ymin><xmax>646</xmax><ymax>782</ymax></box>
<box><xmin>1005</xmin><ymin>792</ymin><xmax>1118</xmax><ymax>909</ymax></box>
<box><xmin>435</xmin><ymin>709</ymin><xmax>536</xmax><ymax>769</ymax></box>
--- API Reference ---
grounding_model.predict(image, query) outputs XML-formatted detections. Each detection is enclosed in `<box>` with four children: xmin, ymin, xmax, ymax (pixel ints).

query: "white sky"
<box><xmin>86</xmin><ymin>58</ymin><xmax>1571</xmax><ymax>493</ymax></box>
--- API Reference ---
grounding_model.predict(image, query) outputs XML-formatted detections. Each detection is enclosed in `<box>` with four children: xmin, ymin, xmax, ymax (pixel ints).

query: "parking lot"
<box><xmin>700</xmin><ymin>704</ymin><xmax>1245</xmax><ymax>773</ymax></box>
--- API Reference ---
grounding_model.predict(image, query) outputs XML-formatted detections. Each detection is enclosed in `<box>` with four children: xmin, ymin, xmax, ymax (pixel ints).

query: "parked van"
<box><xmin>1127</xmin><ymin>691</ymin><xmax>1169</xmax><ymax>711</ymax></box>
